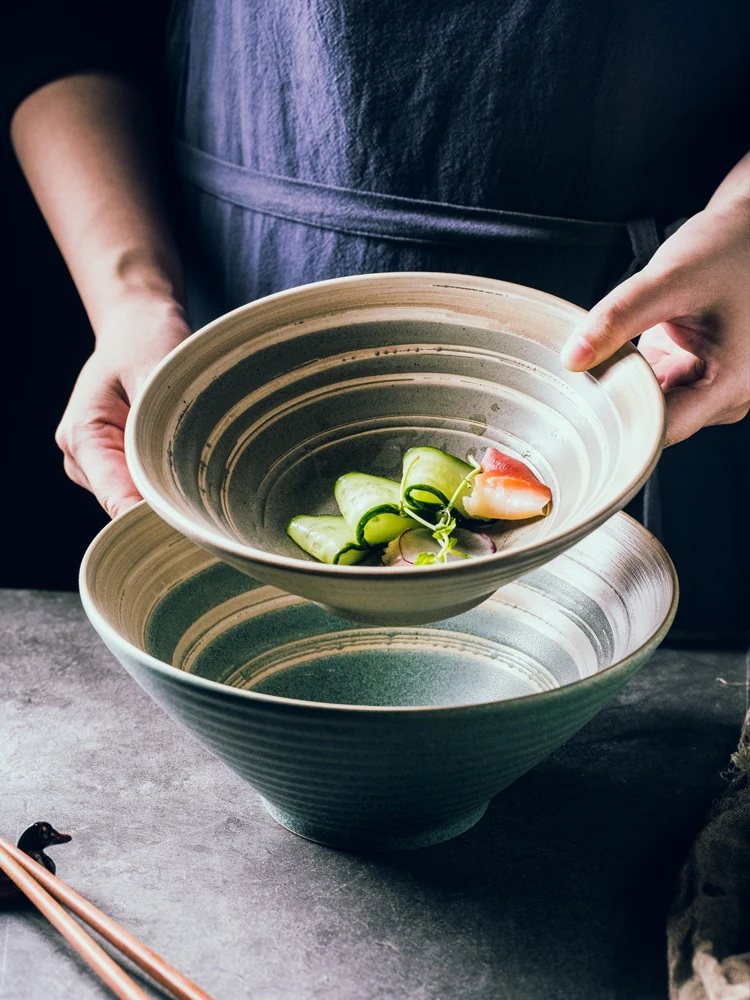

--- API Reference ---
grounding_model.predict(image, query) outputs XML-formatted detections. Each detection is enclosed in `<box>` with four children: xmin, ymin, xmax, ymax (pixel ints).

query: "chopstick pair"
<box><xmin>0</xmin><ymin>836</ymin><xmax>214</xmax><ymax>1000</ymax></box>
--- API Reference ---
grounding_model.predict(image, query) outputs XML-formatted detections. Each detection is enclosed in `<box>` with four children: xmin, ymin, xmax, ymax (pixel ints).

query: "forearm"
<box><xmin>10</xmin><ymin>72</ymin><xmax>184</xmax><ymax>335</ymax></box>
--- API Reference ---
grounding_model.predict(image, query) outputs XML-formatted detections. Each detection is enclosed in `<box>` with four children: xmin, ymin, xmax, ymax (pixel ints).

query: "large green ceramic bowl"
<box><xmin>80</xmin><ymin>503</ymin><xmax>678</xmax><ymax>851</ymax></box>
<box><xmin>126</xmin><ymin>273</ymin><xmax>665</xmax><ymax>626</ymax></box>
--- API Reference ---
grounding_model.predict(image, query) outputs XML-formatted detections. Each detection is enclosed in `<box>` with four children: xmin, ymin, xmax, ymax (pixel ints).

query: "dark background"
<box><xmin>2</xmin><ymin>142</ymin><xmax>109</xmax><ymax>592</ymax></box>
<box><xmin>0</xmin><ymin>0</ymin><xmax>164</xmax><ymax>593</ymax></box>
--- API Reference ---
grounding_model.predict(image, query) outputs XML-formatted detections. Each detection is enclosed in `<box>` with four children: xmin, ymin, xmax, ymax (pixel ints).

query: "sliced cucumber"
<box><xmin>334</xmin><ymin>472</ymin><xmax>415</xmax><ymax>546</ymax></box>
<box><xmin>401</xmin><ymin>447</ymin><xmax>474</xmax><ymax>518</ymax></box>
<box><xmin>287</xmin><ymin>515</ymin><xmax>368</xmax><ymax>565</ymax></box>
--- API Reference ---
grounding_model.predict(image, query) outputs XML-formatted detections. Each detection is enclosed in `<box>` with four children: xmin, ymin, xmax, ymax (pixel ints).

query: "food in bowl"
<box><xmin>126</xmin><ymin>272</ymin><xmax>665</xmax><ymax>625</ymax></box>
<box><xmin>287</xmin><ymin>445</ymin><xmax>552</xmax><ymax>567</ymax></box>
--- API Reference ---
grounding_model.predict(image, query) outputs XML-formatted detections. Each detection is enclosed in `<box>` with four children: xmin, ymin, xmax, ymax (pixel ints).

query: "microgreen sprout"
<box><xmin>400</xmin><ymin>454</ymin><xmax>482</xmax><ymax>564</ymax></box>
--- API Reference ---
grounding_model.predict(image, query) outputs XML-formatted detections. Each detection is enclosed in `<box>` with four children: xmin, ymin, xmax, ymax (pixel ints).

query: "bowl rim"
<box><xmin>125</xmin><ymin>272</ymin><xmax>666</xmax><ymax>582</ymax></box>
<box><xmin>79</xmin><ymin>503</ymin><xmax>679</xmax><ymax>716</ymax></box>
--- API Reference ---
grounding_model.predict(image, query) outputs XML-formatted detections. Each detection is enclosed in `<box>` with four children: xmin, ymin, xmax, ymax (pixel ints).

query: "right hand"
<box><xmin>56</xmin><ymin>292</ymin><xmax>191</xmax><ymax>518</ymax></box>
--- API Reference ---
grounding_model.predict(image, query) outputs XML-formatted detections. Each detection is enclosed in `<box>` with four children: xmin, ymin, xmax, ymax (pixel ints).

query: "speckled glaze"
<box><xmin>125</xmin><ymin>273</ymin><xmax>665</xmax><ymax>625</ymax></box>
<box><xmin>80</xmin><ymin>503</ymin><xmax>678</xmax><ymax>851</ymax></box>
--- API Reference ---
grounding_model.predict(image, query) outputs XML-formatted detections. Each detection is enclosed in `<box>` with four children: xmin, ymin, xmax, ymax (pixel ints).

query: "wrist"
<box><xmin>88</xmin><ymin>246</ymin><xmax>185</xmax><ymax>330</ymax></box>
<box><xmin>112</xmin><ymin>245</ymin><xmax>184</xmax><ymax>300</ymax></box>
<box><xmin>92</xmin><ymin>284</ymin><xmax>188</xmax><ymax>346</ymax></box>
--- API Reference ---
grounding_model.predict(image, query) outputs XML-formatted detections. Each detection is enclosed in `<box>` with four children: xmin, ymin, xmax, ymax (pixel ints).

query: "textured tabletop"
<box><xmin>1</xmin><ymin>588</ymin><xmax>747</xmax><ymax>1000</ymax></box>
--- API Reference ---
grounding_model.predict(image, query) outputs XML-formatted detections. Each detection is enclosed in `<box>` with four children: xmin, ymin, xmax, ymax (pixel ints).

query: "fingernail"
<box><xmin>561</xmin><ymin>337</ymin><xmax>596</xmax><ymax>372</ymax></box>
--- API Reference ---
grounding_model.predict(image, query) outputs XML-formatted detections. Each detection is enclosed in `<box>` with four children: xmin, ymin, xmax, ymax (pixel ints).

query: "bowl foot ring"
<box><xmin>261</xmin><ymin>798</ymin><xmax>489</xmax><ymax>851</ymax></box>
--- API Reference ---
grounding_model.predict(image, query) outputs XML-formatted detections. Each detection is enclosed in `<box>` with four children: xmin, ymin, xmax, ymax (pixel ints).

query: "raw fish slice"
<box><xmin>463</xmin><ymin>474</ymin><xmax>551</xmax><ymax>520</ymax></box>
<box><xmin>463</xmin><ymin>448</ymin><xmax>552</xmax><ymax>521</ymax></box>
<box><xmin>479</xmin><ymin>447</ymin><xmax>545</xmax><ymax>480</ymax></box>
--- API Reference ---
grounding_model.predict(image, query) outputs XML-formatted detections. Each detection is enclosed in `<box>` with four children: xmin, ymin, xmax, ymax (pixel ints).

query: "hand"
<box><xmin>11</xmin><ymin>75</ymin><xmax>189</xmax><ymax>517</ymax></box>
<box><xmin>56</xmin><ymin>294</ymin><xmax>191</xmax><ymax>517</ymax></box>
<box><xmin>561</xmin><ymin>193</ymin><xmax>750</xmax><ymax>447</ymax></box>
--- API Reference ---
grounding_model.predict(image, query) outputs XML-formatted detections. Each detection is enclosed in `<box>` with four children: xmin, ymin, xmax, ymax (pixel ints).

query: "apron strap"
<box><xmin>173</xmin><ymin>139</ymin><xmax>632</xmax><ymax>248</ymax></box>
<box><xmin>623</xmin><ymin>216</ymin><xmax>661</xmax><ymax>279</ymax></box>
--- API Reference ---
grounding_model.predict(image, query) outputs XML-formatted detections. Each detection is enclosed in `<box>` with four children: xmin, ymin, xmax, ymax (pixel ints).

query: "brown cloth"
<box><xmin>668</xmin><ymin>710</ymin><xmax>750</xmax><ymax>1000</ymax></box>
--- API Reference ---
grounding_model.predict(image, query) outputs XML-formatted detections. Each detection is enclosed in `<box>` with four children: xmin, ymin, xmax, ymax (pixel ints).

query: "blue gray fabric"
<box><xmin>163</xmin><ymin>0</ymin><xmax>749</xmax><ymax>637</ymax></box>
<box><xmin>164</xmin><ymin>0</ymin><xmax>749</xmax><ymax>324</ymax></box>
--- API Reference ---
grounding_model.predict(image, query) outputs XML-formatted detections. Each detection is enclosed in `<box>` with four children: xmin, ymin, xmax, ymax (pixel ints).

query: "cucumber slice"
<box><xmin>401</xmin><ymin>447</ymin><xmax>474</xmax><ymax>518</ymax></box>
<box><xmin>287</xmin><ymin>515</ymin><xmax>368</xmax><ymax>565</ymax></box>
<box><xmin>334</xmin><ymin>472</ymin><xmax>415</xmax><ymax>546</ymax></box>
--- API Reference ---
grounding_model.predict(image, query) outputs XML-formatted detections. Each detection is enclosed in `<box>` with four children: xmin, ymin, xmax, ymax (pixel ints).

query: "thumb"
<box><xmin>561</xmin><ymin>268</ymin><xmax>687</xmax><ymax>372</ymax></box>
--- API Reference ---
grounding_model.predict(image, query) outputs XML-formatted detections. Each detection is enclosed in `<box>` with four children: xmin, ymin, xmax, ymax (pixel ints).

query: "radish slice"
<box><xmin>382</xmin><ymin>556</ymin><xmax>410</xmax><ymax>567</ymax></box>
<box><xmin>381</xmin><ymin>536</ymin><xmax>406</xmax><ymax>566</ymax></box>
<box><xmin>398</xmin><ymin>527</ymin><xmax>495</xmax><ymax>565</ymax></box>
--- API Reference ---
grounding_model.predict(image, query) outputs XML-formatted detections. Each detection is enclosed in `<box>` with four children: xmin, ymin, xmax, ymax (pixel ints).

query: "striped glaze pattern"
<box><xmin>80</xmin><ymin>503</ymin><xmax>678</xmax><ymax>850</ymax></box>
<box><xmin>126</xmin><ymin>273</ymin><xmax>665</xmax><ymax>625</ymax></box>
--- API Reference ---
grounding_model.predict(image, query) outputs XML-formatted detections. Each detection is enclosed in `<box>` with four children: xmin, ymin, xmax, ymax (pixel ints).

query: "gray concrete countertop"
<box><xmin>1</xmin><ymin>588</ymin><xmax>748</xmax><ymax>1000</ymax></box>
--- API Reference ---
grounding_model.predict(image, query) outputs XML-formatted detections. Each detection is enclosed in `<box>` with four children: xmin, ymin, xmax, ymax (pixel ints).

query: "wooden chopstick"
<box><xmin>0</xmin><ymin>836</ymin><xmax>214</xmax><ymax>1000</ymax></box>
<box><xmin>0</xmin><ymin>843</ymin><xmax>151</xmax><ymax>1000</ymax></box>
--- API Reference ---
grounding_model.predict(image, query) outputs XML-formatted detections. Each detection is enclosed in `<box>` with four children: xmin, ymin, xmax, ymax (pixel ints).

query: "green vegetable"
<box><xmin>334</xmin><ymin>472</ymin><xmax>415</xmax><ymax>546</ymax></box>
<box><xmin>286</xmin><ymin>515</ymin><xmax>369</xmax><ymax>565</ymax></box>
<box><xmin>400</xmin><ymin>452</ymin><xmax>482</xmax><ymax>564</ymax></box>
<box><xmin>287</xmin><ymin>448</ymin><xmax>484</xmax><ymax>567</ymax></box>
<box><xmin>401</xmin><ymin>447</ymin><xmax>475</xmax><ymax>518</ymax></box>
<box><xmin>413</xmin><ymin>532</ymin><xmax>462</xmax><ymax>566</ymax></box>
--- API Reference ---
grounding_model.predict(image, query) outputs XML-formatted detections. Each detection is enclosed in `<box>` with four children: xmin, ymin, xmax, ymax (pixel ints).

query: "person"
<box><xmin>5</xmin><ymin>1</ymin><xmax>749</xmax><ymax>640</ymax></box>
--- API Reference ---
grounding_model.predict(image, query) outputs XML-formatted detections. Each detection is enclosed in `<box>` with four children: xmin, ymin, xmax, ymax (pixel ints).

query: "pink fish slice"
<box><xmin>463</xmin><ymin>447</ymin><xmax>552</xmax><ymax>521</ymax></box>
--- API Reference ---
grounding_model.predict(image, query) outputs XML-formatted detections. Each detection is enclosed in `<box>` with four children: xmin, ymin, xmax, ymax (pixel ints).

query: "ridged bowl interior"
<box><xmin>126</xmin><ymin>272</ymin><xmax>664</xmax><ymax>625</ymax></box>
<box><xmin>80</xmin><ymin>503</ymin><xmax>677</xmax><ymax>849</ymax></box>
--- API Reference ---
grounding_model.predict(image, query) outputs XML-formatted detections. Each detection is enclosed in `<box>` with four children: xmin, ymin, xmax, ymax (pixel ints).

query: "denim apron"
<box><xmin>164</xmin><ymin>0</ymin><xmax>750</xmax><ymax>642</ymax></box>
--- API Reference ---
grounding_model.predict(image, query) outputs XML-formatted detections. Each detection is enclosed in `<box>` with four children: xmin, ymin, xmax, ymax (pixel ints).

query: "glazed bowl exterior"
<box><xmin>126</xmin><ymin>272</ymin><xmax>665</xmax><ymax>625</ymax></box>
<box><xmin>80</xmin><ymin>503</ymin><xmax>678</xmax><ymax>851</ymax></box>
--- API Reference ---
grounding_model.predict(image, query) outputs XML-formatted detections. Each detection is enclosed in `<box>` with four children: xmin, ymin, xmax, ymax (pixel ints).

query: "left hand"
<box><xmin>561</xmin><ymin>170</ymin><xmax>750</xmax><ymax>447</ymax></box>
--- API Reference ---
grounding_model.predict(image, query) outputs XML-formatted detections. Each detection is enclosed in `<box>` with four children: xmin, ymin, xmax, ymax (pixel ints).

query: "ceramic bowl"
<box><xmin>126</xmin><ymin>272</ymin><xmax>664</xmax><ymax>625</ymax></box>
<box><xmin>80</xmin><ymin>502</ymin><xmax>677</xmax><ymax>852</ymax></box>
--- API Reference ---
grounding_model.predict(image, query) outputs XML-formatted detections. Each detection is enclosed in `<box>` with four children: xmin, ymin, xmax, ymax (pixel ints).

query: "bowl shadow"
<box><xmin>328</xmin><ymin>693</ymin><xmax>745</xmax><ymax>999</ymax></box>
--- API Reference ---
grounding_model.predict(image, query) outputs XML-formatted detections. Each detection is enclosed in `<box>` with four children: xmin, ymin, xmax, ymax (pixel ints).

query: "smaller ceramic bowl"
<box><xmin>80</xmin><ymin>502</ymin><xmax>677</xmax><ymax>852</ymax></box>
<box><xmin>126</xmin><ymin>272</ymin><xmax>665</xmax><ymax>625</ymax></box>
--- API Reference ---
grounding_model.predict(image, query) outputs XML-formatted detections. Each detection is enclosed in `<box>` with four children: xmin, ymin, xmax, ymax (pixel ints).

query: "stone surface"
<box><xmin>0</xmin><ymin>588</ymin><xmax>747</xmax><ymax>1000</ymax></box>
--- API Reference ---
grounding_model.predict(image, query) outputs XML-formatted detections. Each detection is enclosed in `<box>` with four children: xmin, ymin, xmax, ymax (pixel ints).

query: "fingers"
<box><xmin>663</xmin><ymin>384</ymin><xmax>749</xmax><ymax>447</ymax></box>
<box><xmin>59</xmin><ymin>424</ymin><xmax>142</xmax><ymax>518</ymax></box>
<box><xmin>561</xmin><ymin>268</ymin><xmax>687</xmax><ymax>372</ymax></box>
<box><xmin>559</xmin><ymin>199</ymin><xmax>749</xmax><ymax>452</ymax></box>
<box><xmin>53</xmin><ymin>298</ymin><xmax>191</xmax><ymax>517</ymax></box>
<box><xmin>662</xmin><ymin>385</ymin><xmax>719</xmax><ymax>447</ymax></box>
<box><xmin>56</xmin><ymin>372</ymin><xmax>142</xmax><ymax>518</ymax></box>
<box><xmin>64</xmin><ymin>447</ymin><xmax>141</xmax><ymax>517</ymax></box>
<box><xmin>646</xmin><ymin>346</ymin><xmax>705</xmax><ymax>391</ymax></box>
<box><xmin>62</xmin><ymin>453</ymin><xmax>92</xmax><ymax>492</ymax></box>
<box><xmin>71</xmin><ymin>431</ymin><xmax>143</xmax><ymax>517</ymax></box>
